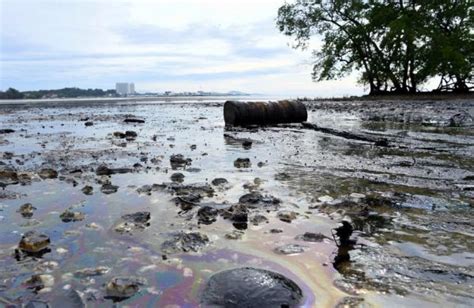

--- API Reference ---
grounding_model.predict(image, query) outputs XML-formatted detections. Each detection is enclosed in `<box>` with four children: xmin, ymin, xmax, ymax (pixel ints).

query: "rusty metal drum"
<box><xmin>224</xmin><ymin>100</ymin><xmax>307</xmax><ymax>126</ymax></box>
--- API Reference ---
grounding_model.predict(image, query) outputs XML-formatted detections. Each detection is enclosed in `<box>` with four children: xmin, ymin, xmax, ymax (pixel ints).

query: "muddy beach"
<box><xmin>0</xmin><ymin>98</ymin><xmax>473</xmax><ymax>307</ymax></box>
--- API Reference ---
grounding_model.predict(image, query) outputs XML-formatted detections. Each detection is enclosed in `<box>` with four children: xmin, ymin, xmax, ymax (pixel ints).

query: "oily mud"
<box><xmin>0</xmin><ymin>98</ymin><xmax>472</xmax><ymax>307</ymax></box>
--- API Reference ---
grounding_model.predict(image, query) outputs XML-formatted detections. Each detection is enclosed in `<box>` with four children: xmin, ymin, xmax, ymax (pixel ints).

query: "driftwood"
<box><xmin>302</xmin><ymin>122</ymin><xmax>389</xmax><ymax>146</ymax></box>
<box><xmin>224</xmin><ymin>100</ymin><xmax>307</xmax><ymax>126</ymax></box>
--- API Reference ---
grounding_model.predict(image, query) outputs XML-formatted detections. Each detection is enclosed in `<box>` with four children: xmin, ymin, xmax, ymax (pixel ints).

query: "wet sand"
<box><xmin>0</xmin><ymin>98</ymin><xmax>473</xmax><ymax>307</ymax></box>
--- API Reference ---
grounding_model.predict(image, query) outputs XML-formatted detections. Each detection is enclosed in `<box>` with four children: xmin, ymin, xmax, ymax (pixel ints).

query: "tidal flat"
<box><xmin>0</xmin><ymin>98</ymin><xmax>473</xmax><ymax>307</ymax></box>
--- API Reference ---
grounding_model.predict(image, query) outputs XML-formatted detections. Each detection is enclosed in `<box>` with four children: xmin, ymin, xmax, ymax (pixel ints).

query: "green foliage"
<box><xmin>0</xmin><ymin>87</ymin><xmax>118</xmax><ymax>100</ymax></box>
<box><xmin>277</xmin><ymin>0</ymin><xmax>473</xmax><ymax>94</ymax></box>
<box><xmin>0</xmin><ymin>88</ymin><xmax>25</xmax><ymax>99</ymax></box>
<box><xmin>423</xmin><ymin>0</ymin><xmax>473</xmax><ymax>92</ymax></box>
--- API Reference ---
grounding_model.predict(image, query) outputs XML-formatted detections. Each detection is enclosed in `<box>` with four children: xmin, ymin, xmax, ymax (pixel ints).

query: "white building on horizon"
<box><xmin>115</xmin><ymin>82</ymin><xmax>136</xmax><ymax>96</ymax></box>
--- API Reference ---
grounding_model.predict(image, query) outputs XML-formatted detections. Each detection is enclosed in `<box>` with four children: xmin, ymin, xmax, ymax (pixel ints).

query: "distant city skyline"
<box><xmin>0</xmin><ymin>0</ymin><xmax>369</xmax><ymax>97</ymax></box>
<box><xmin>115</xmin><ymin>82</ymin><xmax>135</xmax><ymax>95</ymax></box>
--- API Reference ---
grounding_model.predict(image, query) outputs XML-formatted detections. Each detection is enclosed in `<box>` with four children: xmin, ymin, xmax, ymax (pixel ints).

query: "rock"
<box><xmin>201</xmin><ymin>267</ymin><xmax>303</xmax><ymax>307</ymax></box>
<box><xmin>238</xmin><ymin>192</ymin><xmax>281</xmax><ymax>208</ymax></box>
<box><xmin>64</xmin><ymin>177</ymin><xmax>78</xmax><ymax>186</ymax></box>
<box><xmin>0</xmin><ymin>129</ymin><xmax>15</xmax><ymax>134</ymax></box>
<box><xmin>123</xmin><ymin>211</ymin><xmax>150</xmax><ymax>224</ymax></box>
<box><xmin>125</xmin><ymin>131</ymin><xmax>137</xmax><ymax>138</ymax></box>
<box><xmin>211</xmin><ymin>178</ymin><xmax>228</xmax><ymax>186</ymax></box>
<box><xmin>24</xmin><ymin>274</ymin><xmax>55</xmax><ymax>290</ymax></box>
<box><xmin>365</xmin><ymin>195</ymin><xmax>394</xmax><ymax>208</ymax></box>
<box><xmin>0</xmin><ymin>168</ymin><xmax>18</xmax><ymax>179</ymax></box>
<box><xmin>278</xmin><ymin>211</ymin><xmax>298</xmax><ymax>223</ymax></box>
<box><xmin>275</xmin><ymin>172</ymin><xmax>291</xmax><ymax>181</ymax></box>
<box><xmin>84</xmin><ymin>121</ymin><xmax>94</xmax><ymax>127</ymax></box>
<box><xmin>296</xmin><ymin>232</ymin><xmax>328</xmax><ymax>242</ymax></box>
<box><xmin>105</xmin><ymin>277</ymin><xmax>146</xmax><ymax>299</ymax></box>
<box><xmin>170</xmin><ymin>172</ymin><xmax>185</xmax><ymax>183</ymax></box>
<box><xmin>18</xmin><ymin>172</ymin><xmax>33</xmax><ymax>184</ymax></box>
<box><xmin>114</xmin><ymin>212</ymin><xmax>151</xmax><ymax>233</ymax></box>
<box><xmin>136</xmin><ymin>185</ymin><xmax>153</xmax><ymax>195</ymax></box>
<box><xmin>123</xmin><ymin>118</ymin><xmax>145</xmax><ymax>124</ymax></box>
<box><xmin>81</xmin><ymin>185</ymin><xmax>93</xmax><ymax>195</ymax></box>
<box><xmin>74</xmin><ymin>266</ymin><xmax>110</xmax><ymax>278</ymax></box>
<box><xmin>60</xmin><ymin>209</ymin><xmax>85</xmax><ymax>222</ymax></box>
<box><xmin>113</xmin><ymin>131</ymin><xmax>126</xmax><ymax>138</ymax></box>
<box><xmin>96</xmin><ymin>165</ymin><xmax>132</xmax><ymax>176</ymax></box>
<box><xmin>150</xmin><ymin>157</ymin><xmax>161</xmax><ymax>164</ymax></box>
<box><xmin>168</xmin><ymin>183</ymin><xmax>214</xmax><ymax>197</ymax></box>
<box><xmin>96</xmin><ymin>165</ymin><xmax>112</xmax><ymax>176</ymax></box>
<box><xmin>18</xmin><ymin>230</ymin><xmax>50</xmax><ymax>253</ymax></box>
<box><xmin>173</xmin><ymin>194</ymin><xmax>200</xmax><ymax>211</ymax></box>
<box><xmin>243</xmin><ymin>178</ymin><xmax>262</xmax><ymax>191</ymax></box>
<box><xmin>170</xmin><ymin>154</ymin><xmax>192</xmax><ymax>168</ymax></box>
<box><xmin>274</xmin><ymin>244</ymin><xmax>308</xmax><ymax>255</ymax></box>
<box><xmin>225</xmin><ymin>230</ymin><xmax>245</xmax><ymax>240</ymax></box>
<box><xmin>221</xmin><ymin>204</ymin><xmax>248</xmax><ymax>226</ymax></box>
<box><xmin>17</xmin><ymin>203</ymin><xmax>36</xmax><ymax>218</ymax></box>
<box><xmin>0</xmin><ymin>168</ymin><xmax>19</xmax><ymax>185</ymax></box>
<box><xmin>242</xmin><ymin>140</ymin><xmax>252</xmax><ymax>149</ymax></box>
<box><xmin>234</xmin><ymin>158</ymin><xmax>251</xmax><ymax>168</ymax></box>
<box><xmin>101</xmin><ymin>184</ymin><xmax>119</xmax><ymax>194</ymax></box>
<box><xmin>38</xmin><ymin>168</ymin><xmax>58</xmax><ymax>179</ymax></box>
<box><xmin>250</xmin><ymin>214</ymin><xmax>269</xmax><ymax>226</ymax></box>
<box><xmin>270</xmin><ymin>228</ymin><xmax>283</xmax><ymax>234</ymax></box>
<box><xmin>161</xmin><ymin>231</ymin><xmax>209</xmax><ymax>254</ymax></box>
<box><xmin>114</xmin><ymin>211</ymin><xmax>151</xmax><ymax>233</ymax></box>
<box><xmin>197</xmin><ymin>206</ymin><xmax>218</xmax><ymax>225</ymax></box>
<box><xmin>3</xmin><ymin>152</ymin><xmax>14</xmax><ymax>159</ymax></box>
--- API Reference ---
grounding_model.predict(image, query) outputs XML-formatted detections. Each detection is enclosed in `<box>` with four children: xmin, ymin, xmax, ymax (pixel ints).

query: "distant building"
<box><xmin>115</xmin><ymin>82</ymin><xmax>136</xmax><ymax>96</ymax></box>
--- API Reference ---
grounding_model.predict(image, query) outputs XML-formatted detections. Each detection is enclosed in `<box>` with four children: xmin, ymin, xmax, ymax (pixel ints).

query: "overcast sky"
<box><xmin>0</xmin><ymin>0</ymin><xmax>365</xmax><ymax>96</ymax></box>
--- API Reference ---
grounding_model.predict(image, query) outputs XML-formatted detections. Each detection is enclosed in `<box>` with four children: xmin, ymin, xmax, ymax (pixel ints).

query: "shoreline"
<box><xmin>0</xmin><ymin>92</ymin><xmax>472</xmax><ymax>106</ymax></box>
<box><xmin>0</xmin><ymin>95</ymin><xmax>254</xmax><ymax>105</ymax></box>
<box><xmin>299</xmin><ymin>92</ymin><xmax>474</xmax><ymax>102</ymax></box>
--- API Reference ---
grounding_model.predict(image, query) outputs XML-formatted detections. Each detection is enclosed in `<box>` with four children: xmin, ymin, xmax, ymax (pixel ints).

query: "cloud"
<box><xmin>0</xmin><ymin>0</ymin><xmax>365</xmax><ymax>96</ymax></box>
